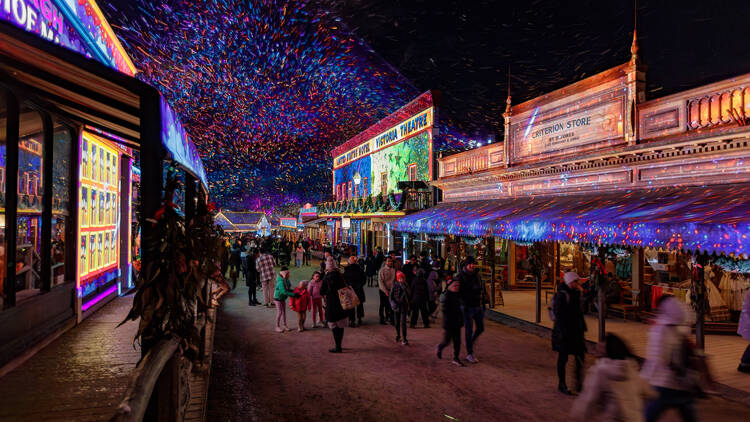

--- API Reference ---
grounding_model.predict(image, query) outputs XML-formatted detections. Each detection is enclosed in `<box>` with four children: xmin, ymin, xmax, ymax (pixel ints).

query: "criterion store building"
<box><xmin>0</xmin><ymin>1</ymin><xmax>208</xmax><ymax>368</ymax></box>
<box><xmin>395</xmin><ymin>42</ymin><xmax>750</xmax><ymax>392</ymax></box>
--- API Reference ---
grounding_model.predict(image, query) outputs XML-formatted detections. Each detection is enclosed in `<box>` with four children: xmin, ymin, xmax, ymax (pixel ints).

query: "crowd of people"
<box><xmin>215</xmin><ymin>233</ymin><xmax>750</xmax><ymax>422</ymax></box>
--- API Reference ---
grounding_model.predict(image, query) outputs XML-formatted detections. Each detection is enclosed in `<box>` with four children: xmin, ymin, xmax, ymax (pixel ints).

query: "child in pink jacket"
<box><xmin>290</xmin><ymin>281</ymin><xmax>312</xmax><ymax>332</ymax></box>
<box><xmin>307</xmin><ymin>271</ymin><xmax>324</xmax><ymax>328</ymax></box>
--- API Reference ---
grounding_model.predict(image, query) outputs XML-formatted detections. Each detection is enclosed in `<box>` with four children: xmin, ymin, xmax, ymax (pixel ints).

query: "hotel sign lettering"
<box><xmin>512</xmin><ymin>98</ymin><xmax>624</xmax><ymax>161</ymax></box>
<box><xmin>334</xmin><ymin>107</ymin><xmax>433</xmax><ymax>169</ymax></box>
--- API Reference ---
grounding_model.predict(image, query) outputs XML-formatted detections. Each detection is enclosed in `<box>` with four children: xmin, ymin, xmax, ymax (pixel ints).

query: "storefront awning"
<box><xmin>392</xmin><ymin>184</ymin><xmax>750</xmax><ymax>255</ymax></box>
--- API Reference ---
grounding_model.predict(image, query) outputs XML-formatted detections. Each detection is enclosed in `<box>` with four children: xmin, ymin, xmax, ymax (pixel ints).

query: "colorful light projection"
<box><xmin>77</xmin><ymin>130</ymin><xmax>120</xmax><ymax>298</ymax></box>
<box><xmin>1</xmin><ymin>0</ymin><xmax>136</xmax><ymax>75</ymax></box>
<box><xmin>160</xmin><ymin>96</ymin><xmax>208</xmax><ymax>189</ymax></box>
<box><xmin>370</xmin><ymin>130</ymin><xmax>431</xmax><ymax>195</ymax></box>
<box><xmin>393</xmin><ymin>184</ymin><xmax>750</xmax><ymax>255</ymax></box>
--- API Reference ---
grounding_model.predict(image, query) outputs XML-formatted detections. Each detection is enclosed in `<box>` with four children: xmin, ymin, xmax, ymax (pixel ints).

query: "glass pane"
<box><xmin>52</xmin><ymin>122</ymin><xmax>71</xmax><ymax>287</ymax></box>
<box><xmin>17</xmin><ymin>105</ymin><xmax>43</xmax><ymax>300</ymax></box>
<box><xmin>0</xmin><ymin>90</ymin><xmax>7</xmax><ymax>308</ymax></box>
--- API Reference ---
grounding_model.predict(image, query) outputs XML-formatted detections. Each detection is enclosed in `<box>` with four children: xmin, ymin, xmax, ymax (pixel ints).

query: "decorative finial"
<box><xmin>505</xmin><ymin>64</ymin><xmax>512</xmax><ymax>114</ymax></box>
<box><xmin>630</xmin><ymin>0</ymin><xmax>639</xmax><ymax>64</ymax></box>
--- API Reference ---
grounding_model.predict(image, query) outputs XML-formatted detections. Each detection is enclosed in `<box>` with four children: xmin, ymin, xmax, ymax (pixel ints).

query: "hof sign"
<box><xmin>512</xmin><ymin>98</ymin><xmax>624</xmax><ymax>161</ymax></box>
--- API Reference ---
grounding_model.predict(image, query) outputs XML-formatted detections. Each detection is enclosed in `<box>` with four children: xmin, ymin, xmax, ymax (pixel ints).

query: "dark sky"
<box><xmin>325</xmin><ymin>0</ymin><xmax>750</xmax><ymax>139</ymax></box>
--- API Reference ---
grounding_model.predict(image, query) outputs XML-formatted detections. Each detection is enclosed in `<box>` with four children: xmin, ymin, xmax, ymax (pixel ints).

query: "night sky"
<box><xmin>101</xmin><ymin>0</ymin><xmax>750</xmax><ymax>210</ymax></box>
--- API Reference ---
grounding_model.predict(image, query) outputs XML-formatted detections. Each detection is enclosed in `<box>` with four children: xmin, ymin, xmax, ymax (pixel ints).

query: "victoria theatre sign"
<box><xmin>511</xmin><ymin>96</ymin><xmax>625</xmax><ymax>163</ymax></box>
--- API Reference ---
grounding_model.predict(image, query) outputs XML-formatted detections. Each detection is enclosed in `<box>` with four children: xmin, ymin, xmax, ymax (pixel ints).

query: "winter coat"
<box><xmin>571</xmin><ymin>358</ymin><xmax>654</xmax><ymax>422</ymax></box>
<box><xmin>739</xmin><ymin>290</ymin><xmax>750</xmax><ymax>341</ymax></box>
<box><xmin>343</xmin><ymin>263</ymin><xmax>366</xmax><ymax>303</ymax></box>
<box><xmin>365</xmin><ymin>255</ymin><xmax>377</xmax><ymax>277</ymax></box>
<box><xmin>441</xmin><ymin>289</ymin><xmax>464</xmax><ymax>330</ymax></box>
<box><xmin>551</xmin><ymin>282</ymin><xmax>587</xmax><ymax>354</ymax></box>
<box><xmin>410</xmin><ymin>271</ymin><xmax>430</xmax><ymax>304</ymax></box>
<box><xmin>641</xmin><ymin>297</ymin><xmax>696</xmax><ymax>391</ymax></box>
<box><xmin>457</xmin><ymin>268</ymin><xmax>484</xmax><ymax>308</ymax></box>
<box><xmin>307</xmin><ymin>278</ymin><xmax>323</xmax><ymax>300</ymax></box>
<box><xmin>273</xmin><ymin>275</ymin><xmax>295</xmax><ymax>302</ymax></box>
<box><xmin>289</xmin><ymin>287</ymin><xmax>311</xmax><ymax>312</ymax></box>
<box><xmin>378</xmin><ymin>265</ymin><xmax>396</xmax><ymax>295</ymax></box>
<box><xmin>389</xmin><ymin>281</ymin><xmax>410</xmax><ymax>313</ymax></box>
<box><xmin>320</xmin><ymin>270</ymin><xmax>349</xmax><ymax>322</ymax></box>
<box><xmin>427</xmin><ymin>269</ymin><xmax>441</xmax><ymax>301</ymax></box>
<box><xmin>229</xmin><ymin>246</ymin><xmax>241</xmax><ymax>267</ymax></box>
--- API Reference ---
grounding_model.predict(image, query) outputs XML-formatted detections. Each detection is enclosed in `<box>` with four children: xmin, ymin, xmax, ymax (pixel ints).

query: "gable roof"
<box><xmin>223</xmin><ymin>211</ymin><xmax>266</xmax><ymax>225</ymax></box>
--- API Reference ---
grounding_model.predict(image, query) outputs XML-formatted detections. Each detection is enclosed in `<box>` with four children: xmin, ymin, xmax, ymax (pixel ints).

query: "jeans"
<box><xmin>557</xmin><ymin>352</ymin><xmax>584</xmax><ymax>389</ymax></box>
<box><xmin>394</xmin><ymin>310</ymin><xmax>408</xmax><ymax>340</ymax></box>
<box><xmin>438</xmin><ymin>326</ymin><xmax>461</xmax><ymax>359</ymax></box>
<box><xmin>261</xmin><ymin>280</ymin><xmax>273</xmax><ymax>305</ymax></box>
<box><xmin>645</xmin><ymin>387</ymin><xmax>697</xmax><ymax>422</ymax></box>
<box><xmin>462</xmin><ymin>306</ymin><xmax>484</xmax><ymax>355</ymax></box>
<box><xmin>349</xmin><ymin>303</ymin><xmax>364</xmax><ymax>324</ymax></box>
<box><xmin>379</xmin><ymin>290</ymin><xmax>393</xmax><ymax>323</ymax></box>
<box><xmin>410</xmin><ymin>300</ymin><xmax>430</xmax><ymax>327</ymax></box>
<box><xmin>296</xmin><ymin>259</ymin><xmax>302</xmax><ymax>267</ymax></box>
<box><xmin>274</xmin><ymin>300</ymin><xmax>287</xmax><ymax>328</ymax></box>
<box><xmin>247</xmin><ymin>282</ymin><xmax>257</xmax><ymax>304</ymax></box>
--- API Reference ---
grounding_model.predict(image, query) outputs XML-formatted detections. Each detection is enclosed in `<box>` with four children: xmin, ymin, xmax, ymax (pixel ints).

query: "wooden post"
<box><xmin>535</xmin><ymin>268</ymin><xmax>542</xmax><ymax>323</ymax></box>
<box><xmin>596</xmin><ymin>251</ymin><xmax>606</xmax><ymax>343</ymax></box>
<box><xmin>488</xmin><ymin>237</ymin><xmax>496</xmax><ymax>308</ymax></box>
<box><xmin>695</xmin><ymin>253</ymin><xmax>708</xmax><ymax>350</ymax></box>
<box><xmin>554</xmin><ymin>242</ymin><xmax>560</xmax><ymax>286</ymax></box>
<box><xmin>632</xmin><ymin>248</ymin><xmax>644</xmax><ymax>315</ymax></box>
<box><xmin>508</xmin><ymin>240</ymin><xmax>516</xmax><ymax>289</ymax></box>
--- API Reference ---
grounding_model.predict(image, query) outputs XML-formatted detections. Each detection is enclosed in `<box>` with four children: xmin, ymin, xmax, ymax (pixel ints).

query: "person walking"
<box><xmin>273</xmin><ymin>267</ymin><xmax>297</xmax><ymax>332</ymax></box>
<box><xmin>436</xmin><ymin>276</ymin><xmax>464</xmax><ymax>367</ymax></box>
<box><xmin>256</xmin><ymin>248</ymin><xmax>276</xmax><ymax>307</ymax></box>
<box><xmin>457</xmin><ymin>257</ymin><xmax>486</xmax><ymax>364</ymax></box>
<box><xmin>552</xmin><ymin>271</ymin><xmax>587</xmax><ymax>395</ymax></box>
<box><xmin>427</xmin><ymin>261</ymin><xmax>442</xmax><ymax>323</ymax></box>
<box><xmin>738</xmin><ymin>289</ymin><xmax>750</xmax><ymax>373</ymax></box>
<box><xmin>229</xmin><ymin>239</ymin><xmax>242</xmax><ymax>289</ymax></box>
<box><xmin>302</xmin><ymin>238</ymin><xmax>311</xmax><ymax>266</ymax></box>
<box><xmin>320</xmin><ymin>260</ymin><xmax>349</xmax><ymax>353</ymax></box>
<box><xmin>246</xmin><ymin>249</ymin><xmax>260</xmax><ymax>306</ymax></box>
<box><xmin>410</xmin><ymin>268</ymin><xmax>431</xmax><ymax>328</ymax></box>
<box><xmin>642</xmin><ymin>296</ymin><xmax>700</xmax><ymax>422</ymax></box>
<box><xmin>344</xmin><ymin>256</ymin><xmax>366</xmax><ymax>327</ymax></box>
<box><xmin>307</xmin><ymin>271</ymin><xmax>325</xmax><ymax>328</ymax></box>
<box><xmin>571</xmin><ymin>333</ymin><xmax>654</xmax><ymax>422</ymax></box>
<box><xmin>378</xmin><ymin>256</ymin><xmax>396</xmax><ymax>325</ymax></box>
<box><xmin>290</xmin><ymin>280</ymin><xmax>311</xmax><ymax>332</ymax></box>
<box><xmin>390</xmin><ymin>271</ymin><xmax>410</xmax><ymax>345</ymax></box>
<box><xmin>365</xmin><ymin>250</ymin><xmax>376</xmax><ymax>287</ymax></box>
<box><xmin>295</xmin><ymin>244</ymin><xmax>304</xmax><ymax>268</ymax></box>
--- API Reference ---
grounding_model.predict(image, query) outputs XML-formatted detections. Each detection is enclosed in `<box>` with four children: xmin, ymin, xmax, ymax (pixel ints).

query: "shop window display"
<box><xmin>16</xmin><ymin>105</ymin><xmax>44</xmax><ymax>301</ymax></box>
<box><xmin>51</xmin><ymin>122</ymin><xmax>72</xmax><ymax>287</ymax></box>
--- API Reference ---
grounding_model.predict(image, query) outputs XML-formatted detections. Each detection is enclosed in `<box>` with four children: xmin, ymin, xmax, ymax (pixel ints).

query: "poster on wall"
<box><xmin>77</xmin><ymin>131</ymin><xmax>120</xmax><ymax>297</ymax></box>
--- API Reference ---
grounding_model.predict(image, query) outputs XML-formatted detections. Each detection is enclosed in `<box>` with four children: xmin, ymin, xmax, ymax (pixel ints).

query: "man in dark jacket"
<box><xmin>344</xmin><ymin>256</ymin><xmax>366</xmax><ymax>327</ymax></box>
<box><xmin>401</xmin><ymin>256</ymin><xmax>418</xmax><ymax>286</ymax></box>
<box><xmin>409</xmin><ymin>268</ymin><xmax>431</xmax><ymax>328</ymax></box>
<box><xmin>552</xmin><ymin>271</ymin><xmax>587</xmax><ymax>395</ymax></box>
<box><xmin>457</xmin><ymin>256</ymin><xmax>485</xmax><ymax>364</ymax></box>
<box><xmin>246</xmin><ymin>249</ymin><xmax>261</xmax><ymax>306</ymax></box>
<box><xmin>436</xmin><ymin>277</ymin><xmax>464</xmax><ymax>366</ymax></box>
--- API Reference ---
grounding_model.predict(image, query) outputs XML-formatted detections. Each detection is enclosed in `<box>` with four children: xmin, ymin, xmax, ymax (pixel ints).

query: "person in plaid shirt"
<box><xmin>256</xmin><ymin>248</ymin><xmax>276</xmax><ymax>307</ymax></box>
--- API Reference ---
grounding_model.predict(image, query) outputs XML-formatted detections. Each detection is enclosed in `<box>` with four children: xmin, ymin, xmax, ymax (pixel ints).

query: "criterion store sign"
<box><xmin>512</xmin><ymin>98</ymin><xmax>624</xmax><ymax>161</ymax></box>
<box><xmin>334</xmin><ymin>107</ymin><xmax>433</xmax><ymax>169</ymax></box>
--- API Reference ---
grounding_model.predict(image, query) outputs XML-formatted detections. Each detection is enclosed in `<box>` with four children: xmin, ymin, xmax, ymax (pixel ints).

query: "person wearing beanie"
<box><xmin>389</xmin><ymin>270</ymin><xmax>411</xmax><ymax>345</ymax></box>
<box><xmin>273</xmin><ymin>267</ymin><xmax>298</xmax><ymax>332</ymax></box>
<box><xmin>457</xmin><ymin>256</ymin><xmax>486</xmax><ymax>364</ymax></box>
<box><xmin>552</xmin><ymin>271</ymin><xmax>587</xmax><ymax>395</ymax></box>
<box><xmin>321</xmin><ymin>259</ymin><xmax>349</xmax><ymax>352</ymax></box>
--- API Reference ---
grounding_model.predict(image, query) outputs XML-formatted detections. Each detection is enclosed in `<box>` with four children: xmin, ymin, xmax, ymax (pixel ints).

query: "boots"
<box><xmin>329</xmin><ymin>327</ymin><xmax>343</xmax><ymax>353</ymax></box>
<box><xmin>558</xmin><ymin>381</ymin><xmax>573</xmax><ymax>395</ymax></box>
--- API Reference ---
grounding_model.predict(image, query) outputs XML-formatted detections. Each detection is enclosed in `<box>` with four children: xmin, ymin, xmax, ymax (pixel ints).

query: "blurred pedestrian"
<box><xmin>378</xmin><ymin>256</ymin><xmax>396</xmax><ymax>325</ymax></box>
<box><xmin>246</xmin><ymin>249</ymin><xmax>260</xmax><ymax>306</ymax></box>
<box><xmin>436</xmin><ymin>276</ymin><xmax>464</xmax><ymax>367</ymax></box>
<box><xmin>458</xmin><ymin>257</ymin><xmax>486</xmax><ymax>364</ymax></box>
<box><xmin>738</xmin><ymin>289</ymin><xmax>750</xmax><ymax>373</ymax></box>
<box><xmin>307</xmin><ymin>271</ymin><xmax>325</xmax><ymax>328</ymax></box>
<box><xmin>290</xmin><ymin>280</ymin><xmax>311</xmax><ymax>332</ymax></box>
<box><xmin>365</xmin><ymin>250</ymin><xmax>377</xmax><ymax>287</ymax></box>
<box><xmin>572</xmin><ymin>333</ymin><xmax>654</xmax><ymax>422</ymax></box>
<box><xmin>427</xmin><ymin>261</ymin><xmax>442</xmax><ymax>323</ymax></box>
<box><xmin>410</xmin><ymin>268</ymin><xmax>431</xmax><ymax>328</ymax></box>
<box><xmin>273</xmin><ymin>267</ymin><xmax>297</xmax><ymax>332</ymax></box>
<box><xmin>256</xmin><ymin>248</ymin><xmax>276</xmax><ymax>307</ymax></box>
<box><xmin>321</xmin><ymin>260</ymin><xmax>348</xmax><ymax>353</ymax></box>
<box><xmin>229</xmin><ymin>239</ymin><xmax>242</xmax><ymax>289</ymax></box>
<box><xmin>390</xmin><ymin>271</ymin><xmax>410</xmax><ymax>345</ymax></box>
<box><xmin>344</xmin><ymin>256</ymin><xmax>366</xmax><ymax>327</ymax></box>
<box><xmin>552</xmin><ymin>271</ymin><xmax>587</xmax><ymax>395</ymax></box>
<box><xmin>642</xmin><ymin>296</ymin><xmax>700</xmax><ymax>422</ymax></box>
<box><xmin>295</xmin><ymin>244</ymin><xmax>304</xmax><ymax>268</ymax></box>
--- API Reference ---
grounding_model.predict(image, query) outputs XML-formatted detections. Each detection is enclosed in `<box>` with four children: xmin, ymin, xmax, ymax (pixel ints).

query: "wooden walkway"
<box><xmin>185</xmin><ymin>308</ymin><xmax>216</xmax><ymax>422</ymax></box>
<box><xmin>0</xmin><ymin>296</ymin><xmax>140</xmax><ymax>422</ymax></box>
<box><xmin>492</xmin><ymin>290</ymin><xmax>750</xmax><ymax>395</ymax></box>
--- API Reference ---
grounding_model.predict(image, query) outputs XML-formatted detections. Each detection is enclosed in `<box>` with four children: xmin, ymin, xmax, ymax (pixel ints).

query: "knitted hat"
<box><xmin>563</xmin><ymin>271</ymin><xmax>580</xmax><ymax>286</ymax></box>
<box><xmin>325</xmin><ymin>257</ymin><xmax>337</xmax><ymax>271</ymax></box>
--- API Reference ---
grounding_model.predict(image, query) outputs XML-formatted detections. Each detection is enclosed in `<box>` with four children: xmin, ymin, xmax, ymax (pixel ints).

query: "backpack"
<box><xmin>548</xmin><ymin>290</ymin><xmax>569</xmax><ymax>322</ymax></box>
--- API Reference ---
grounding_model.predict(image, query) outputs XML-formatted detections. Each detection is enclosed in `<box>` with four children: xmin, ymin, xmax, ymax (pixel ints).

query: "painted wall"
<box><xmin>333</xmin><ymin>154</ymin><xmax>371</xmax><ymax>198</ymax></box>
<box><xmin>371</xmin><ymin>130</ymin><xmax>431</xmax><ymax>195</ymax></box>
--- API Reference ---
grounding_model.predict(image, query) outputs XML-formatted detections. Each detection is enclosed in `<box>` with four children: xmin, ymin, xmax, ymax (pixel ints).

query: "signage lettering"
<box><xmin>334</xmin><ymin>107</ymin><xmax>433</xmax><ymax>169</ymax></box>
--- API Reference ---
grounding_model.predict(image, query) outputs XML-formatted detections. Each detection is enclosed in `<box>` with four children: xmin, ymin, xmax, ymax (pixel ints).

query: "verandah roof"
<box><xmin>392</xmin><ymin>184</ymin><xmax>750</xmax><ymax>255</ymax></box>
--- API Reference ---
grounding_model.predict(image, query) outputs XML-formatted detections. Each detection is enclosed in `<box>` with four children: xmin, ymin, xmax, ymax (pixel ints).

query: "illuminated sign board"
<box><xmin>333</xmin><ymin>107</ymin><xmax>434</xmax><ymax>169</ymax></box>
<box><xmin>160</xmin><ymin>96</ymin><xmax>209</xmax><ymax>189</ymax></box>
<box><xmin>280</xmin><ymin>217</ymin><xmax>298</xmax><ymax>228</ymax></box>
<box><xmin>511</xmin><ymin>96</ymin><xmax>625</xmax><ymax>163</ymax></box>
<box><xmin>1</xmin><ymin>0</ymin><xmax>136</xmax><ymax>75</ymax></box>
<box><xmin>77</xmin><ymin>130</ymin><xmax>120</xmax><ymax>296</ymax></box>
